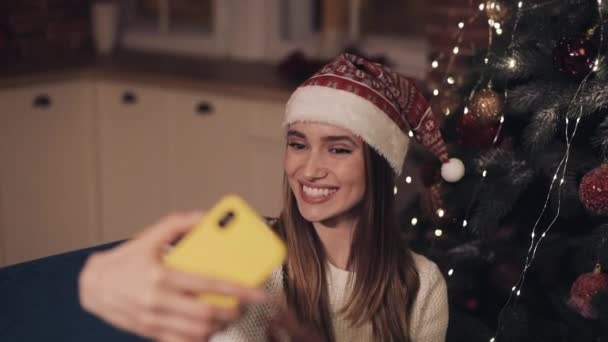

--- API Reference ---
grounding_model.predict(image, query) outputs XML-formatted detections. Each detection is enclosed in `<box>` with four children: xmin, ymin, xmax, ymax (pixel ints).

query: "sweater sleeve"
<box><xmin>409</xmin><ymin>253</ymin><xmax>449</xmax><ymax>342</ymax></box>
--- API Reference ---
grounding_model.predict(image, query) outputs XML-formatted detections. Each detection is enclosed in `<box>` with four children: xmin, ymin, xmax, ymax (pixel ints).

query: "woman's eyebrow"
<box><xmin>286</xmin><ymin>130</ymin><xmax>358</xmax><ymax>145</ymax></box>
<box><xmin>286</xmin><ymin>130</ymin><xmax>306</xmax><ymax>138</ymax></box>
<box><xmin>322</xmin><ymin>135</ymin><xmax>358</xmax><ymax>145</ymax></box>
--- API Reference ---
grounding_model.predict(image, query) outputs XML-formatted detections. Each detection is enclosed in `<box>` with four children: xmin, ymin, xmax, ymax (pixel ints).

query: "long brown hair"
<box><xmin>276</xmin><ymin>144</ymin><xmax>421</xmax><ymax>341</ymax></box>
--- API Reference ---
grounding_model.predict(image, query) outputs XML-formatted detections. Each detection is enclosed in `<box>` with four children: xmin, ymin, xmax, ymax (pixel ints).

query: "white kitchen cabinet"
<box><xmin>0</xmin><ymin>81</ymin><xmax>98</xmax><ymax>265</ymax></box>
<box><xmin>0</xmin><ymin>77</ymin><xmax>288</xmax><ymax>266</ymax></box>
<box><xmin>246</xmin><ymin>101</ymin><xmax>285</xmax><ymax>217</ymax></box>
<box><xmin>165</xmin><ymin>89</ymin><xmax>286</xmax><ymax>217</ymax></box>
<box><xmin>95</xmin><ymin>81</ymin><xmax>170</xmax><ymax>242</ymax></box>
<box><xmin>166</xmin><ymin>89</ymin><xmax>252</xmax><ymax>211</ymax></box>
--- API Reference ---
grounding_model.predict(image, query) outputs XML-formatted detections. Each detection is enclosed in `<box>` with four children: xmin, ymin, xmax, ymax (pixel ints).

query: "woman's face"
<box><xmin>284</xmin><ymin>122</ymin><xmax>366</xmax><ymax>224</ymax></box>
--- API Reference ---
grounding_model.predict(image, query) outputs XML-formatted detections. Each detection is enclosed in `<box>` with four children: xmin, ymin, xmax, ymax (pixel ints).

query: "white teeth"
<box><xmin>303</xmin><ymin>185</ymin><xmax>337</xmax><ymax>197</ymax></box>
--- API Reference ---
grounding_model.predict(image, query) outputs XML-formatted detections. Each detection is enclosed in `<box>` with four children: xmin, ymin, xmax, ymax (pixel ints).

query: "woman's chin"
<box><xmin>297</xmin><ymin>205</ymin><xmax>332</xmax><ymax>223</ymax></box>
<box><xmin>296</xmin><ymin>203</ymin><xmax>353</xmax><ymax>226</ymax></box>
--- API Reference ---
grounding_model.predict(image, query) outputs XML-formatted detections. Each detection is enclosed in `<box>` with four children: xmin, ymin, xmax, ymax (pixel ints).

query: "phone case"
<box><xmin>163</xmin><ymin>194</ymin><xmax>286</xmax><ymax>308</ymax></box>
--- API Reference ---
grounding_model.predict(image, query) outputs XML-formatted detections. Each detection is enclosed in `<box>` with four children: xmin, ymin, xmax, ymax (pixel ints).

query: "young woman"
<box><xmin>79</xmin><ymin>54</ymin><xmax>452</xmax><ymax>342</ymax></box>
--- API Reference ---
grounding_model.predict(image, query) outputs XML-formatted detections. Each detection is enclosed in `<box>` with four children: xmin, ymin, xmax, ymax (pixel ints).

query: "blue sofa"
<box><xmin>0</xmin><ymin>242</ymin><xmax>147</xmax><ymax>341</ymax></box>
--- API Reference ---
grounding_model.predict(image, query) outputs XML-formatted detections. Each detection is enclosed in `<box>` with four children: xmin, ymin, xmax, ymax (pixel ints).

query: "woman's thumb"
<box><xmin>140</xmin><ymin>211</ymin><xmax>205</xmax><ymax>254</ymax></box>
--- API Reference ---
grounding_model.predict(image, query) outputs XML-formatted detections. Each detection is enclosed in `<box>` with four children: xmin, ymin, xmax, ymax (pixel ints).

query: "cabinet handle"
<box><xmin>196</xmin><ymin>101</ymin><xmax>214</xmax><ymax>115</ymax></box>
<box><xmin>32</xmin><ymin>94</ymin><xmax>51</xmax><ymax>108</ymax></box>
<box><xmin>122</xmin><ymin>91</ymin><xmax>137</xmax><ymax>105</ymax></box>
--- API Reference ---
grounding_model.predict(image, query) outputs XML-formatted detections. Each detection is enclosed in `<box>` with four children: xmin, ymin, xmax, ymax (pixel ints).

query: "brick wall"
<box><xmin>0</xmin><ymin>0</ymin><xmax>92</xmax><ymax>63</ymax></box>
<box><xmin>425</xmin><ymin>0</ymin><xmax>489</xmax><ymax>88</ymax></box>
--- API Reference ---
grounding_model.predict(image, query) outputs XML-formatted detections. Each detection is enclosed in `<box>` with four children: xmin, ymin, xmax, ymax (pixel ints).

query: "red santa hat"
<box><xmin>284</xmin><ymin>53</ymin><xmax>464</xmax><ymax>182</ymax></box>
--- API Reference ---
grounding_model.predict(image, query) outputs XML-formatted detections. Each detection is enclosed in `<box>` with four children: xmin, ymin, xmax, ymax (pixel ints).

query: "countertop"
<box><xmin>0</xmin><ymin>50</ymin><xmax>299</xmax><ymax>102</ymax></box>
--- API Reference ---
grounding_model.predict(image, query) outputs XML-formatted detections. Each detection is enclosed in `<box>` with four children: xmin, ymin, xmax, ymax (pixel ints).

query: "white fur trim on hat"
<box><xmin>284</xmin><ymin>85</ymin><xmax>409</xmax><ymax>175</ymax></box>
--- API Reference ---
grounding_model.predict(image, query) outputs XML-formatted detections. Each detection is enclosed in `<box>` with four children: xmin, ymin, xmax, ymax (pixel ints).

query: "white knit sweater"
<box><xmin>210</xmin><ymin>252</ymin><xmax>448</xmax><ymax>342</ymax></box>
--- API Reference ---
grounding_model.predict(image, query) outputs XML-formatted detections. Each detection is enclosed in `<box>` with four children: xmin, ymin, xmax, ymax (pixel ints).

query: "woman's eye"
<box><xmin>330</xmin><ymin>148</ymin><xmax>352</xmax><ymax>154</ymax></box>
<box><xmin>288</xmin><ymin>142</ymin><xmax>306</xmax><ymax>150</ymax></box>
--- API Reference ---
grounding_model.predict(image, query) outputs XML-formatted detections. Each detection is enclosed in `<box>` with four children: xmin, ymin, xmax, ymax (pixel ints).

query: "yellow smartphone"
<box><xmin>163</xmin><ymin>194</ymin><xmax>286</xmax><ymax>308</ymax></box>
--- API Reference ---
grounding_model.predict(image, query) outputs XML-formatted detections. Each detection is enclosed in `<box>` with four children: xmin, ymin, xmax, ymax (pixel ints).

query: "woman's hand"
<box><xmin>267</xmin><ymin>307</ymin><xmax>327</xmax><ymax>342</ymax></box>
<box><xmin>78</xmin><ymin>211</ymin><xmax>267</xmax><ymax>342</ymax></box>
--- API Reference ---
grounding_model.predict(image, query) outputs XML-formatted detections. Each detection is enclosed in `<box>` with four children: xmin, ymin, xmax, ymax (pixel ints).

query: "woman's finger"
<box><xmin>156</xmin><ymin>330</ymin><xmax>196</xmax><ymax>342</ymax></box>
<box><xmin>96</xmin><ymin>303</ymin><xmax>142</xmax><ymax>337</ymax></box>
<box><xmin>139</xmin><ymin>211</ymin><xmax>205</xmax><ymax>255</ymax></box>
<box><xmin>137</xmin><ymin>310</ymin><xmax>220</xmax><ymax>342</ymax></box>
<box><xmin>162</xmin><ymin>268</ymin><xmax>267</xmax><ymax>305</ymax></box>
<box><xmin>142</xmin><ymin>288</ymin><xmax>242</xmax><ymax>323</ymax></box>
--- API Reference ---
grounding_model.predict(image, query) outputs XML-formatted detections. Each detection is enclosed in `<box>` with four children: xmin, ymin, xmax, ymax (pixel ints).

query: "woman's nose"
<box><xmin>302</xmin><ymin>150</ymin><xmax>327</xmax><ymax>180</ymax></box>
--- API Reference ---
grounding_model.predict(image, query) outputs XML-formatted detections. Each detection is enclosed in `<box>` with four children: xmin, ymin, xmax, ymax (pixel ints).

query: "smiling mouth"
<box><xmin>303</xmin><ymin>184</ymin><xmax>337</xmax><ymax>196</ymax></box>
<box><xmin>300</xmin><ymin>183</ymin><xmax>338</xmax><ymax>204</ymax></box>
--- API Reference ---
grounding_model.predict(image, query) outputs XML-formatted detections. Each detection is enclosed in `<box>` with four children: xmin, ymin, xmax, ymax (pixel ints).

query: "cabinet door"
<box><xmin>0</xmin><ymin>81</ymin><xmax>98</xmax><ymax>265</ymax></box>
<box><xmin>246</xmin><ymin>101</ymin><xmax>285</xmax><ymax>217</ymax></box>
<box><xmin>95</xmin><ymin>81</ymin><xmax>170</xmax><ymax>242</ymax></box>
<box><xmin>166</xmin><ymin>90</ymin><xmax>252</xmax><ymax>211</ymax></box>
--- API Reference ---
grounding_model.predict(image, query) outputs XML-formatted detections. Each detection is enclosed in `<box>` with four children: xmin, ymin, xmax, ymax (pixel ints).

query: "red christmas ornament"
<box><xmin>553</xmin><ymin>35</ymin><xmax>598</xmax><ymax>78</ymax></box>
<box><xmin>579</xmin><ymin>164</ymin><xmax>608</xmax><ymax>216</ymax></box>
<box><xmin>568</xmin><ymin>263</ymin><xmax>608</xmax><ymax>319</ymax></box>
<box><xmin>457</xmin><ymin>113</ymin><xmax>502</xmax><ymax>149</ymax></box>
<box><xmin>465</xmin><ymin>297</ymin><xmax>479</xmax><ymax>312</ymax></box>
<box><xmin>490</xmin><ymin>259</ymin><xmax>521</xmax><ymax>292</ymax></box>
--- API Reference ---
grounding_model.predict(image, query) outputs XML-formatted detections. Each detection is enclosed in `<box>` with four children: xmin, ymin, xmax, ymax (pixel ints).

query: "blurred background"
<box><xmin>0</xmin><ymin>0</ymin><xmax>488</xmax><ymax>267</ymax></box>
<box><xmin>12</xmin><ymin>1</ymin><xmax>608</xmax><ymax>342</ymax></box>
<box><xmin>0</xmin><ymin>0</ymin><xmax>433</xmax><ymax>74</ymax></box>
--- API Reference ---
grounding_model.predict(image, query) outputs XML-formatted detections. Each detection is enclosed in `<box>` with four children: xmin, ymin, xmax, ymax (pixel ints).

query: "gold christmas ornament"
<box><xmin>485</xmin><ymin>0</ymin><xmax>510</xmax><ymax>23</ymax></box>
<box><xmin>470</xmin><ymin>88</ymin><xmax>504</xmax><ymax>122</ymax></box>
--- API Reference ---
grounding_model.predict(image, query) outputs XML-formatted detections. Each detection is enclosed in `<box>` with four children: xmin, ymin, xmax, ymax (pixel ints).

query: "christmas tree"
<box><xmin>405</xmin><ymin>0</ymin><xmax>608</xmax><ymax>341</ymax></box>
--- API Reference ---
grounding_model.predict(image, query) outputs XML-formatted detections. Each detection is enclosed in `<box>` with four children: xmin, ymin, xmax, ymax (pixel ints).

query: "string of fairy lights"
<box><xmin>493</xmin><ymin>2</ymin><xmax>606</xmax><ymax>339</ymax></box>
<box><xmin>396</xmin><ymin>1</ymin><xmax>606</xmax><ymax>341</ymax></box>
<box><xmin>403</xmin><ymin>0</ymin><xmax>515</xmax><ymax>240</ymax></box>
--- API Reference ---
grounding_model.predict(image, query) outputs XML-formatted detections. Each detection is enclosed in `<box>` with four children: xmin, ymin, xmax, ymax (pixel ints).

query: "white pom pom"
<box><xmin>441</xmin><ymin>158</ymin><xmax>465</xmax><ymax>183</ymax></box>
